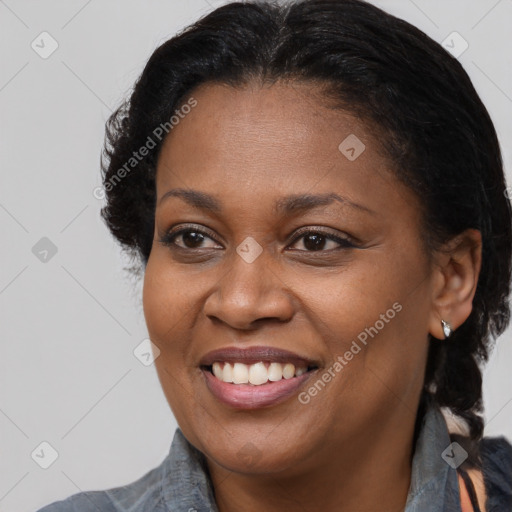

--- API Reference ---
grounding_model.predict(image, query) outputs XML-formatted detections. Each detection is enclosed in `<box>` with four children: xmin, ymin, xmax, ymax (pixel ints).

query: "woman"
<box><xmin>38</xmin><ymin>0</ymin><xmax>512</xmax><ymax>510</ymax></box>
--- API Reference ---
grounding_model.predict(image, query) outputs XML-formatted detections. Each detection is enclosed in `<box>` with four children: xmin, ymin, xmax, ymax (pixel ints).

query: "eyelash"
<box><xmin>159</xmin><ymin>225</ymin><xmax>357</xmax><ymax>252</ymax></box>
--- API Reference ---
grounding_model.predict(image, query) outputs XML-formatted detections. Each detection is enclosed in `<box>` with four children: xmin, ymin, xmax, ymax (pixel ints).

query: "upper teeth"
<box><xmin>212</xmin><ymin>361</ymin><xmax>307</xmax><ymax>385</ymax></box>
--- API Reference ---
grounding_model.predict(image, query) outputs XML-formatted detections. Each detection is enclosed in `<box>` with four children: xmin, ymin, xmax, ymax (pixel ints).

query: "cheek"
<box><xmin>142</xmin><ymin>254</ymin><xmax>190</xmax><ymax>343</ymax></box>
<box><xmin>142</xmin><ymin>256</ymin><xmax>200</xmax><ymax>425</ymax></box>
<box><xmin>299</xmin><ymin>253</ymin><xmax>410</xmax><ymax>342</ymax></box>
<box><xmin>307</xmin><ymin>246</ymin><xmax>431</xmax><ymax>403</ymax></box>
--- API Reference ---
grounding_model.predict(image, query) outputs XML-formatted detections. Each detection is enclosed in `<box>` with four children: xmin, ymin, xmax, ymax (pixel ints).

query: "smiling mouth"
<box><xmin>201</xmin><ymin>361</ymin><xmax>319</xmax><ymax>386</ymax></box>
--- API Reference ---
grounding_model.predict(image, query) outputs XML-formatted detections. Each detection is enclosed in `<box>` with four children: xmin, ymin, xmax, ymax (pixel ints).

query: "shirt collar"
<box><xmin>161</xmin><ymin>400</ymin><xmax>461</xmax><ymax>512</ymax></box>
<box><xmin>404</xmin><ymin>401</ymin><xmax>462</xmax><ymax>511</ymax></box>
<box><xmin>162</xmin><ymin>430</ymin><xmax>219</xmax><ymax>512</ymax></box>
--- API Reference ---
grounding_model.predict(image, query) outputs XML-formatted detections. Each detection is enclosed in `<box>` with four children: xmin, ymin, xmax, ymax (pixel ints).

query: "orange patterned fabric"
<box><xmin>458</xmin><ymin>472</ymin><xmax>476</xmax><ymax>512</ymax></box>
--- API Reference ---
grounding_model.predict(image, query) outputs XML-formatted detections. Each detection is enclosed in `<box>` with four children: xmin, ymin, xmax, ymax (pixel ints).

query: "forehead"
<box><xmin>158</xmin><ymin>80</ymin><xmax>375</xmax><ymax>170</ymax></box>
<box><xmin>155</xmin><ymin>81</ymin><xmax>412</xmax><ymax>216</ymax></box>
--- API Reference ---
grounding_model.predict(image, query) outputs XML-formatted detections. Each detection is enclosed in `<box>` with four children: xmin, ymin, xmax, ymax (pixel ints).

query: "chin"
<box><xmin>199</xmin><ymin>431</ymin><xmax>311</xmax><ymax>476</ymax></box>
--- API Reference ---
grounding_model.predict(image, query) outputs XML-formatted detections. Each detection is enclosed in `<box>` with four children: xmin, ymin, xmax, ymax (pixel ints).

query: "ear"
<box><xmin>428</xmin><ymin>229</ymin><xmax>482</xmax><ymax>340</ymax></box>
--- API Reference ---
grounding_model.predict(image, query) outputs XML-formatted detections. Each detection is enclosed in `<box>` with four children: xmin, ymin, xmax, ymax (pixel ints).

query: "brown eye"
<box><xmin>159</xmin><ymin>226</ymin><xmax>221</xmax><ymax>250</ymax></box>
<box><xmin>289</xmin><ymin>229</ymin><xmax>356</xmax><ymax>252</ymax></box>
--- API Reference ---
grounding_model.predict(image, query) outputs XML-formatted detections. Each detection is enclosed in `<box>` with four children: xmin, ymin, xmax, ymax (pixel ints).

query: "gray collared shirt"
<box><xmin>37</xmin><ymin>402</ymin><xmax>512</xmax><ymax>511</ymax></box>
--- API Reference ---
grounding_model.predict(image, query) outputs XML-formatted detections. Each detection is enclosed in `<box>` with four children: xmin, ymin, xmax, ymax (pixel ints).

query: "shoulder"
<box><xmin>479</xmin><ymin>435</ymin><xmax>512</xmax><ymax>511</ymax></box>
<box><xmin>36</xmin><ymin>490</ymin><xmax>117</xmax><ymax>512</ymax></box>
<box><xmin>36</xmin><ymin>458</ymin><xmax>168</xmax><ymax>512</ymax></box>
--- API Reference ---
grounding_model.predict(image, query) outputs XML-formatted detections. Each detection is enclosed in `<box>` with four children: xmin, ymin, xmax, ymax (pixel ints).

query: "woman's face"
<box><xmin>143</xmin><ymin>81</ymin><xmax>436</xmax><ymax>474</ymax></box>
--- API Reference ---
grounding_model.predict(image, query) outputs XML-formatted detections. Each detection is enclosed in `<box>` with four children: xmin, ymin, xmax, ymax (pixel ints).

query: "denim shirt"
<box><xmin>37</xmin><ymin>403</ymin><xmax>512</xmax><ymax>512</ymax></box>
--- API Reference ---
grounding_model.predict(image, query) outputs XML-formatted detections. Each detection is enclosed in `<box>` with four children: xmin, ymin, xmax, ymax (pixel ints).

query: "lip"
<box><xmin>199</xmin><ymin>345</ymin><xmax>320</xmax><ymax>368</ymax></box>
<box><xmin>198</xmin><ymin>345</ymin><xmax>321</xmax><ymax>409</ymax></box>
<box><xmin>202</xmin><ymin>367</ymin><xmax>319</xmax><ymax>409</ymax></box>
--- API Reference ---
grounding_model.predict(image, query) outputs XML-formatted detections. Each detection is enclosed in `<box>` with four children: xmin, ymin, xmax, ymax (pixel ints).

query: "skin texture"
<box><xmin>142</xmin><ymin>81</ymin><xmax>483</xmax><ymax>512</ymax></box>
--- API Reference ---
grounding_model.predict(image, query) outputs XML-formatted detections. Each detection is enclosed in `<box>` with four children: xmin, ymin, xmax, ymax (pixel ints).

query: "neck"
<box><xmin>206</xmin><ymin>408</ymin><xmax>417</xmax><ymax>512</ymax></box>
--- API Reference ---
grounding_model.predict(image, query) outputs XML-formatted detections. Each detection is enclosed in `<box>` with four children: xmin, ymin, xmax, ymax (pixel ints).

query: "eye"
<box><xmin>159</xmin><ymin>225</ymin><xmax>221</xmax><ymax>250</ymax></box>
<box><xmin>288</xmin><ymin>228</ymin><xmax>356</xmax><ymax>252</ymax></box>
<box><xmin>159</xmin><ymin>225</ymin><xmax>357</xmax><ymax>252</ymax></box>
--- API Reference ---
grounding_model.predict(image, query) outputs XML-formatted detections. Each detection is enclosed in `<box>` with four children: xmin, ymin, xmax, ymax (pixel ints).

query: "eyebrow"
<box><xmin>158</xmin><ymin>188</ymin><xmax>375</xmax><ymax>216</ymax></box>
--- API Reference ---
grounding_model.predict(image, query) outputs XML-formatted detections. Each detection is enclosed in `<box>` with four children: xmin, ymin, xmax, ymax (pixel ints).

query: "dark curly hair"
<box><xmin>99</xmin><ymin>0</ymin><xmax>512</xmax><ymax>467</ymax></box>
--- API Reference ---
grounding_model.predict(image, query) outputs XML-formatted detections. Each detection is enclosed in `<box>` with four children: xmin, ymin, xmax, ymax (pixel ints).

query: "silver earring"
<box><xmin>441</xmin><ymin>320</ymin><xmax>452</xmax><ymax>339</ymax></box>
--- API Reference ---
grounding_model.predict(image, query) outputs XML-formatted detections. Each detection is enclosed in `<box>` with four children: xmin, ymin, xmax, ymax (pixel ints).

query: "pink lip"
<box><xmin>199</xmin><ymin>345</ymin><xmax>319</xmax><ymax>368</ymax></box>
<box><xmin>202</xmin><ymin>367</ymin><xmax>317</xmax><ymax>409</ymax></box>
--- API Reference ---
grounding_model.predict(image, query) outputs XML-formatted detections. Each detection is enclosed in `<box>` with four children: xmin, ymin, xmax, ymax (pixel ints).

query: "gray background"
<box><xmin>1</xmin><ymin>1</ymin><xmax>511</xmax><ymax>510</ymax></box>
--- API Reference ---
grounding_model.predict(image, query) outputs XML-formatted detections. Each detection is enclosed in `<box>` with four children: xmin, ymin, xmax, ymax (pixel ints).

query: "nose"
<box><xmin>202</xmin><ymin>250</ymin><xmax>295</xmax><ymax>330</ymax></box>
